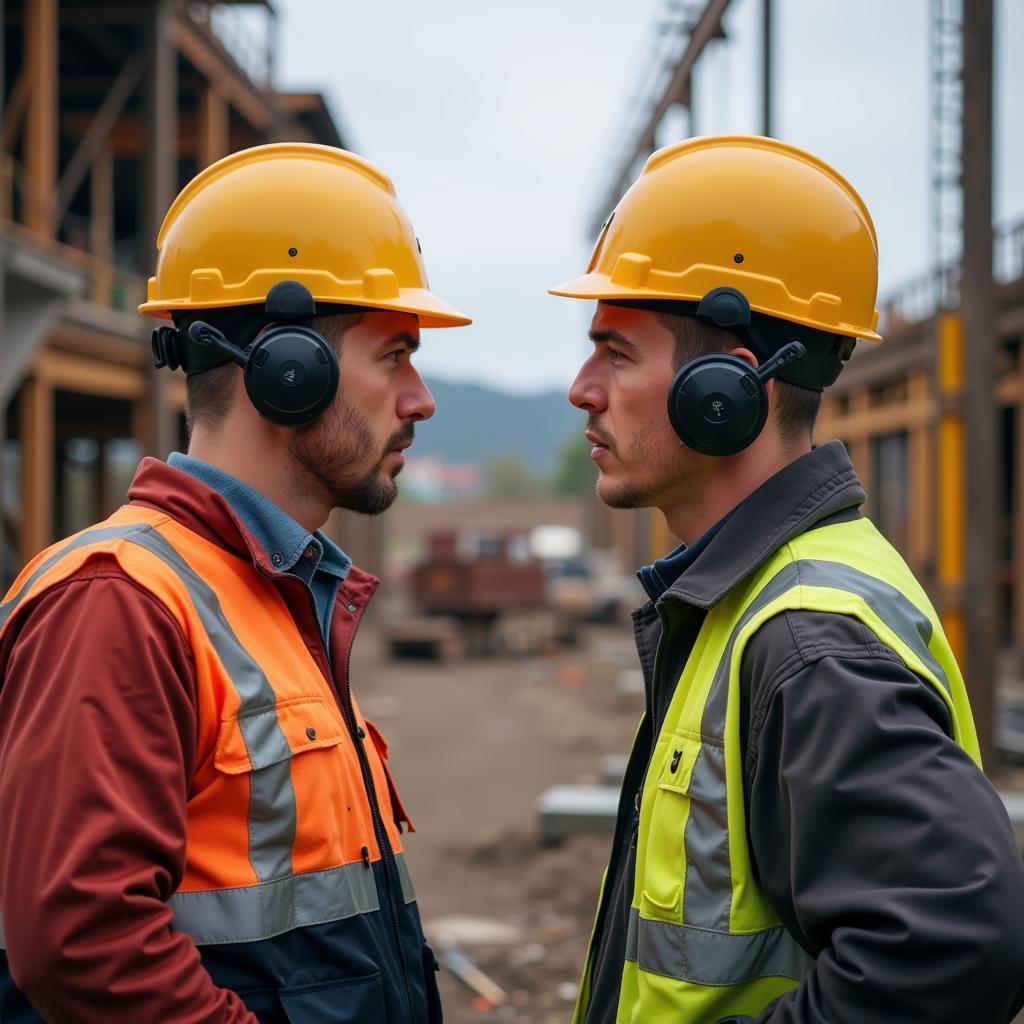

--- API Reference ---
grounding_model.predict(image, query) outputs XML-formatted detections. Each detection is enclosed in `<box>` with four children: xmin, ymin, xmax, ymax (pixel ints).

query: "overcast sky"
<box><xmin>274</xmin><ymin>0</ymin><xmax>1023</xmax><ymax>394</ymax></box>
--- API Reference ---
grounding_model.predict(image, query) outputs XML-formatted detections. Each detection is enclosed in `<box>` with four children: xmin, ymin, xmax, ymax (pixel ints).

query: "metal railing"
<box><xmin>589</xmin><ymin>0</ymin><xmax>709</xmax><ymax>234</ymax></box>
<box><xmin>876</xmin><ymin>216</ymin><xmax>1024</xmax><ymax>334</ymax></box>
<box><xmin>188</xmin><ymin>2</ymin><xmax>275</xmax><ymax>89</ymax></box>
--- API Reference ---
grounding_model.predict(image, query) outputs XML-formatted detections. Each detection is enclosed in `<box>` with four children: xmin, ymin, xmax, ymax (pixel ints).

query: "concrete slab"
<box><xmin>538</xmin><ymin>784</ymin><xmax>619</xmax><ymax>845</ymax></box>
<box><xmin>600</xmin><ymin>753</ymin><xmax>629</xmax><ymax>785</ymax></box>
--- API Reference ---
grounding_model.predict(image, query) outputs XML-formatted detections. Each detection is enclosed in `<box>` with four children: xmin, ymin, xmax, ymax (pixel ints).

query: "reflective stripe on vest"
<box><xmin>573</xmin><ymin>517</ymin><xmax>981</xmax><ymax>1024</ymax></box>
<box><xmin>0</xmin><ymin>509</ymin><xmax>413</xmax><ymax>950</ymax></box>
<box><xmin>0</xmin><ymin>853</ymin><xmax>415</xmax><ymax>951</ymax></box>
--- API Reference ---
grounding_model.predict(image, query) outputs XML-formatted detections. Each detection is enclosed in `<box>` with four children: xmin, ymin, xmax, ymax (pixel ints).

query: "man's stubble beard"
<box><xmin>595</xmin><ymin>427</ymin><xmax>694</xmax><ymax>510</ymax></box>
<box><xmin>288</xmin><ymin>397</ymin><xmax>413</xmax><ymax>516</ymax></box>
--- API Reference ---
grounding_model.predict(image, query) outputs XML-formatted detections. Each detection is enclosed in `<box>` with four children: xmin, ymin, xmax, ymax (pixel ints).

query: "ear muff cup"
<box><xmin>667</xmin><ymin>353</ymin><xmax>769</xmax><ymax>456</ymax></box>
<box><xmin>244</xmin><ymin>324</ymin><xmax>340</xmax><ymax>427</ymax></box>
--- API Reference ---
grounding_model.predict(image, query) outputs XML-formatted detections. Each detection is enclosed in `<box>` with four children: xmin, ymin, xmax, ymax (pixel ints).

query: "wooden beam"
<box><xmin>20</xmin><ymin>372</ymin><xmax>54</xmax><ymax>562</ymax></box>
<box><xmin>90</xmin><ymin>147</ymin><xmax>114</xmax><ymax>306</ymax></box>
<box><xmin>173</xmin><ymin>13</ymin><xmax>276</xmax><ymax>134</ymax></box>
<box><xmin>1</xmin><ymin>67</ymin><xmax>30</xmax><ymax>152</ymax></box>
<box><xmin>141</xmin><ymin>0</ymin><xmax>178</xmax><ymax>459</ymax></box>
<box><xmin>6</xmin><ymin>4</ymin><xmax>144</xmax><ymax>26</ymax></box>
<box><xmin>24</xmin><ymin>0</ymin><xmax>58</xmax><ymax>237</ymax></box>
<box><xmin>908</xmin><ymin>371</ymin><xmax>933</xmax><ymax>576</ymax></box>
<box><xmin>61</xmin><ymin>112</ymin><xmax>200</xmax><ymax>158</ymax></box>
<box><xmin>817</xmin><ymin>397</ymin><xmax>934</xmax><ymax>444</ymax></box>
<box><xmin>847</xmin><ymin>391</ymin><xmax>872</xmax><ymax>494</ymax></box>
<box><xmin>198</xmin><ymin>82</ymin><xmax>229</xmax><ymax>169</ymax></box>
<box><xmin>38</xmin><ymin>349</ymin><xmax>147</xmax><ymax>400</ymax></box>
<box><xmin>55</xmin><ymin>52</ymin><xmax>144</xmax><ymax>222</ymax></box>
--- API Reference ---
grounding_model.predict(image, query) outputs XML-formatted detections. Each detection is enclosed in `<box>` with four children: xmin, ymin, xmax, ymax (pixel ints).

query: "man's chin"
<box><xmin>329</xmin><ymin>474</ymin><xmax>398</xmax><ymax>516</ymax></box>
<box><xmin>596</xmin><ymin>476</ymin><xmax>653</xmax><ymax>510</ymax></box>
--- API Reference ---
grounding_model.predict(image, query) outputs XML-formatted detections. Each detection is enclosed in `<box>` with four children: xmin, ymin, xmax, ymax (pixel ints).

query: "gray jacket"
<box><xmin>585</xmin><ymin>442</ymin><xmax>1024</xmax><ymax>1024</ymax></box>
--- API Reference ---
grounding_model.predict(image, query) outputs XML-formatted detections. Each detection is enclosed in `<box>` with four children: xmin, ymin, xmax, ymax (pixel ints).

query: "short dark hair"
<box><xmin>657</xmin><ymin>312</ymin><xmax>822</xmax><ymax>447</ymax></box>
<box><xmin>184</xmin><ymin>309</ymin><xmax>365</xmax><ymax>434</ymax></box>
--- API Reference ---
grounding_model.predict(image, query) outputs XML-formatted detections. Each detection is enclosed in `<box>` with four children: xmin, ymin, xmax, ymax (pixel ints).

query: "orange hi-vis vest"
<box><xmin>0</xmin><ymin>503</ymin><xmax>415</xmax><ymax>947</ymax></box>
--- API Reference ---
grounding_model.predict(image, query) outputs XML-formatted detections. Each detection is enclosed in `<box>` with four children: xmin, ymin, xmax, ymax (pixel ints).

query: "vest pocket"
<box><xmin>215</xmin><ymin>697</ymin><xmax>345</xmax><ymax>774</ymax></box>
<box><xmin>640</xmin><ymin>733</ymin><xmax>705</xmax><ymax>920</ymax></box>
<box><xmin>278</xmin><ymin>972</ymin><xmax>387</xmax><ymax>1023</ymax></box>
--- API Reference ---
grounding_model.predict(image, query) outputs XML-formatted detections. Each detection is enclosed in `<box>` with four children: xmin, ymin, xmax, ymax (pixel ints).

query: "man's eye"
<box><xmin>387</xmin><ymin>350</ymin><xmax>403</xmax><ymax>363</ymax></box>
<box><xmin>608</xmin><ymin>347</ymin><xmax>624</xmax><ymax>363</ymax></box>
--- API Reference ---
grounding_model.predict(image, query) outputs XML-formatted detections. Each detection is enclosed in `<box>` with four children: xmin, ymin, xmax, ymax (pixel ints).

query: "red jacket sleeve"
<box><xmin>0</xmin><ymin>555</ymin><xmax>258</xmax><ymax>1023</ymax></box>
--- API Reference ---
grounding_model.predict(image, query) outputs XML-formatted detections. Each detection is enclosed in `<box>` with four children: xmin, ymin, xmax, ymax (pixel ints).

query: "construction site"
<box><xmin>1</xmin><ymin>1</ymin><xmax>1023</xmax><ymax>1022</ymax></box>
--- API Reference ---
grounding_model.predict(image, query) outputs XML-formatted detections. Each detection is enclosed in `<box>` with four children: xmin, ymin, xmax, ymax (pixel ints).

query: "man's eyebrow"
<box><xmin>588</xmin><ymin>328</ymin><xmax>639</xmax><ymax>353</ymax></box>
<box><xmin>382</xmin><ymin>331</ymin><xmax>420</xmax><ymax>353</ymax></box>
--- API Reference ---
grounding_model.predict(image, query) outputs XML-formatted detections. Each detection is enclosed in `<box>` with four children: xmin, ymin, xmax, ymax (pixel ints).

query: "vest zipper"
<box><xmin>342</xmin><ymin>631</ymin><xmax>416</xmax><ymax>1023</ymax></box>
<box><xmin>287</xmin><ymin>577</ymin><xmax>415</xmax><ymax>1021</ymax></box>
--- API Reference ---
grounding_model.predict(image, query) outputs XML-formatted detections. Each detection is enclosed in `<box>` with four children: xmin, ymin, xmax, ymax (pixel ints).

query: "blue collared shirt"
<box><xmin>168</xmin><ymin>453</ymin><xmax>351</xmax><ymax>645</ymax></box>
<box><xmin>637</xmin><ymin>510</ymin><xmax>735</xmax><ymax>602</ymax></box>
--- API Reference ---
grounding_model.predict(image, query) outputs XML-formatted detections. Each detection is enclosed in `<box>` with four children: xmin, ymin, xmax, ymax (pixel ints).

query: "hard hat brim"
<box><xmin>140</xmin><ymin>288</ymin><xmax>471</xmax><ymax>329</ymax></box>
<box><xmin>548</xmin><ymin>273</ymin><xmax>881</xmax><ymax>344</ymax></box>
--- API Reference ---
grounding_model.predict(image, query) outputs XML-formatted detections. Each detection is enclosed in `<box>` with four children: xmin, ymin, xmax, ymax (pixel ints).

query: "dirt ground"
<box><xmin>351</xmin><ymin>619</ymin><xmax>642</xmax><ymax>1024</ymax></box>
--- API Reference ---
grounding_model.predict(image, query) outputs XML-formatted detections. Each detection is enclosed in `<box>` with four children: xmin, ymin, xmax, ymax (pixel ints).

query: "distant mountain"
<box><xmin>412</xmin><ymin>377</ymin><xmax>583</xmax><ymax>474</ymax></box>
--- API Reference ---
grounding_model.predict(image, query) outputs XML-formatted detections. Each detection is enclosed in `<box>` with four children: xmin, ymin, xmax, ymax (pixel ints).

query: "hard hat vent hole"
<box><xmin>288</xmin><ymin>247</ymin><xmax>298</xmax><ymax>257</ymax></box>
<box><xmin>733</xmin><ymin>253</ymin><xmax>744</xmax><ymax>264</ymax></box>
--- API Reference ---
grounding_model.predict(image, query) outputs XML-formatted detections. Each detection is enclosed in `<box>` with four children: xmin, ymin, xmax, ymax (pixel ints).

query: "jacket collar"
<box><xmin>127</xmin><ymin>457</ymin><xmax>376</xmax><ymax>589</ymax></box>
<box><xmin>662</xmin><ymin>440</ymin><xmax>865</xmax><ymax>610</ymax></box>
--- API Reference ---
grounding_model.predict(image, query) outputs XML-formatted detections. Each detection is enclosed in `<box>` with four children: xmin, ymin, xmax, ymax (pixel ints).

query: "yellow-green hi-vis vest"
<box><xmin>574</xmin><ymin>517</ymin><xmax>982</xmax><ymax>1024</ymax></box>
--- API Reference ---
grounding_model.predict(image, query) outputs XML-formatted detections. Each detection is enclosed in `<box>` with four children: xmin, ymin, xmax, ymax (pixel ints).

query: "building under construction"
<box><xmin>587</xmin><ymin>0</ymin><xmax>1020</xmax><ymax>763</ymax></box>
<box><xmin>0</xmin><ymin>0</ymin><xmax>385</xmax><ymax>586</ymax></box>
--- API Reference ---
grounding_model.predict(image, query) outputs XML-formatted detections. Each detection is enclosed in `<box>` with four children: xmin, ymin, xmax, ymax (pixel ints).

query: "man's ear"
<box><xmin>726</xmin><ymin>345</ymin><xmax>758</xmax><ymax>370</ymax></box>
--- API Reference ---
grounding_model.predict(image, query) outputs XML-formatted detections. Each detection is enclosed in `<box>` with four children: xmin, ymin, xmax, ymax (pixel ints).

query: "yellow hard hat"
<box><xmin>139</xmin><ymin>142</ymin><xmax>470</xmax><ymax>328</ymax></box>
<box><xmin>550</xmin><ymin>135</ymin><xmax>881</xmax><ymax>342</ymax></box>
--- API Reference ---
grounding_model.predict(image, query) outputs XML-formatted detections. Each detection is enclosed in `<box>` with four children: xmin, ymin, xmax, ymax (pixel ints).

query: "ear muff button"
<box><xmin>254</xmin><ymin>349</ymin><xmax>269</xmax><ymax>367</ymax></box>
<box><xmin>702</xmin><ymin>393</ymin><xmax>732</xmax><ymax>424</ymax></box>
<box><xmin>279</xmin><ymin>361</ymin><xmax>305</xmax><ymax>387</ymax></box>
<box><xmin>316</xmin><ymin>349</ymin><xmax>329</xmax><ymax>365</ymax></box>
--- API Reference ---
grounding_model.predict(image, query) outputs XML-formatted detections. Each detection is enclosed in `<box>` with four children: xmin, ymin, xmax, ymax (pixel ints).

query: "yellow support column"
<box><xmin>936</xmin><ymin>312</ymin><xmax>966</xmax><ymax>664</ymax></box>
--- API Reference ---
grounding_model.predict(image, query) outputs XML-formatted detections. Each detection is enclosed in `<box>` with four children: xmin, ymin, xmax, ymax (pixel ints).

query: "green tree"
<box><xmin>551</xmin><ymin>431</ymin><xmax>597</xmax><ymax>497</ymax></box>
<box><xmin>483</xmin><ymin>454</ymin><xmax>544</xmax><ymax>499</ymax></box>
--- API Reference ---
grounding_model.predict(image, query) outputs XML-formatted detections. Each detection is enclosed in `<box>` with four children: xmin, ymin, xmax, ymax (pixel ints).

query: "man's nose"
<box><xmin>569</xmin><ymin>362</ymin><xmax>607</xmax><ymax>414</ymax></box>
<box><xmin>398</xmin><ymin>370</ymin><xmax>436</xmax><ymax>422</ymax></box>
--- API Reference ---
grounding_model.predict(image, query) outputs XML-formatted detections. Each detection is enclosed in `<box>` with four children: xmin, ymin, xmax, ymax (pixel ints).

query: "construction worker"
<box><xmin>0</xmin><ymin>143</ymin><xmax>469</xmax><ymax>1023</ymax></box>
<box><xmin>552</xmin><ymin>135</ymin><xmax>1024</xmax><ymax>1023</ymax></box>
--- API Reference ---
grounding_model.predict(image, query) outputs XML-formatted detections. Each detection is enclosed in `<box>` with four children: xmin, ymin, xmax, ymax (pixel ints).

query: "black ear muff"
<box><xmin>243</xmin><ymin>323</ymin><xmax>339</xmax><ymax>426</ymax></box>
<box><xmin>667</xmin><ymin>342</ymin><xmax>807</xmax><ymax>456</ymax></box>
<box><xmin>186</xmin><ymin>281</ymin><xmax>340</xmax><ymax>428</ymax></box>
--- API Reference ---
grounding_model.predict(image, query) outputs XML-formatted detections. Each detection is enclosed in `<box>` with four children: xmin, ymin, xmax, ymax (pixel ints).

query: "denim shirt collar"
<box><xmin>167</xmin><ymin>453</ymin><xmax>351</xmax><ymax>581</ymax></box>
